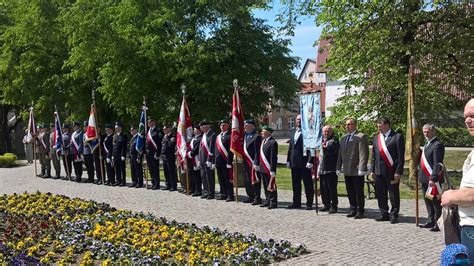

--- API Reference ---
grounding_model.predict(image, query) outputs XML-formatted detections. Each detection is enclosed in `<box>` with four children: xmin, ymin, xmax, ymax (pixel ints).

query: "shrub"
<box><xmin>0</xmin><ymin>153</ymin><xmax>17</xmax><ymax>167</ymax></box>
<box><xmin>437</xmin><ymin>128</ymin><xmax>474</xmax><ymax>147</ymax></box>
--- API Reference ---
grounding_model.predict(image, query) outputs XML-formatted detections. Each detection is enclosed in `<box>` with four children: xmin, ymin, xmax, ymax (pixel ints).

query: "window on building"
<box><xmin>288</xmin><ymin>117</ymin><xmax>295</xmax><ymax>129</ymax></box>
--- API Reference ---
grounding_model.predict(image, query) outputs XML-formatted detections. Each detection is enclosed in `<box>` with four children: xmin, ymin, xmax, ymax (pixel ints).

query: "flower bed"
<box><xmin>0</xmin><ymin>192</ymin><xmax>308</xmax><ymax>264</ymax></box>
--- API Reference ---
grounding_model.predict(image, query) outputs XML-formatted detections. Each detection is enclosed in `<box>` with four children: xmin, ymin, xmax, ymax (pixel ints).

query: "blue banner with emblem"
<box><xmin>299</xmin><ymin>92</ymin><xmax>322</xmax><ymax>150</ymax></box>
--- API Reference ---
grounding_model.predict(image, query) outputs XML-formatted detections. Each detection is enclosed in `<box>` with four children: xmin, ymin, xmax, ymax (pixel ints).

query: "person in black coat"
<box><xmin>104</xmin><ymin>124</ymin><xmax>115</xmax><ymax>185</ymax></box>
<box><xmin>199</xmin><ymin>120</ymin><xmax>217</xmax><ymax>199</ymax></box>
<box><xmin>418</xmin><ymin>124</ymin><xmax>445</xmax><ymax>232</ymax></box>
<box><xmin>93</xmin><ymin>125</ymin><xmax>106</xmax><ymax>185</ymax></box>
<box><xmin>370</xmin><ymin>117</ymin><xmax>405</xmax><ymax>224</ymax></box>
<box><xmin>242</xmin><ymin>119</ymin><xmax>262</xmax><ymax>205</ymax></box>
<box><xmin>62</xmin><ymin>124</ymin><xmax>73</xmax><ymax>180</ymax></box>
<box><xmin>146</xmin><ymin>118</ymin><xmax>163</xmax><ymax>190</ymax></box>
<box><xmin>214</xmin><ymin>120</ymin><xmax>234</xmax><ymax>201</ymax></box>
<box><xmin>71</xmin><ymin>121</ymin><xmax>84</xmax><ymax>182</ymax></box>
<box><xmin>286</xmin><ymin>114</ymin><xmax>315</xmax><ymax>210</ymax></box>
<box><xmin>129</xmin><ymin>124</ymin><xmax>144</xmax><ymax>188</ymax></box>
<box><xmin>161</xmin><ymin>124</ymin><xmax>178</xmax><ymax>191</ymax></box>
<box><xmin>188</xmin><ymin>125</ymin><xmax>203</xmax><ymax>196</ymax></box>
<box><xmin>318</xmin><ymin>125</ymin><xmax>340</xmax><ymax>213</ymax></box>
<box><xmin>112</xmin><ymin>122</ymin><xmax>128</xmax><ymax>187</ymax></box>
<box><xmin>258</xmin><ymin>126</ymin><xmax>278</xmax><ymax>209</ymax></box>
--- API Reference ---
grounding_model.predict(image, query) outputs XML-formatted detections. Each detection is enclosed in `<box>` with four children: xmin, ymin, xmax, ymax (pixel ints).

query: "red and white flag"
<box><xmin>26</xmin><ymin>106</ymin><xmax>37</xmax><ymax>142</ymax></box>
<box><xmin>230</xmin><ymin>87</ymin><xmax>244</xmax><ymax>159</ymax></box>
<box><xmin>176</xmin><ymin>96</ymin><xmax>193</xmax><ymax>163</ymax></box>
<box><xmin>85</xmin><ymin>104</ymin><xmax>98</xmax><ymax>142</ymax></box>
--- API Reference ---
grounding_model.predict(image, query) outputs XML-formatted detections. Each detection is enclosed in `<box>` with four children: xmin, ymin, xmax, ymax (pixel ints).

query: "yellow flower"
<box><xmin>15</xmin><ymin>241</ymin><xmax>25</xmax><ymax>250</ymax></box>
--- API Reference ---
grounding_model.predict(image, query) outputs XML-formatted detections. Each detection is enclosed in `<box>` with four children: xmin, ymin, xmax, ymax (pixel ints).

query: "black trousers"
<box><xmin>105</xmin><ymin>160</ymin><xmax>115</xmax><ymax>184</ymax></box>
<box><xmin>51</xmin><ymin>151</ymin><xmax>61</xmax><ymax>177</ymax></box>
<box><xmin>422</xmin><ymin>182</ymin><xmax>442</xmax><ymax>224</ymax></box>
<box><xmin>261</xmin><ymin>172</ymin><xmax>277</xmax><ymax>206</ymax></box>
<box><xmin>84</xmin><ymin>154</ymin><xmax>95</xmax><ymax>181</ymax></box>
<box><xmin>93</xmin><ymin>152</ymin><xmax>105</xmax><ymax>182</ymax></box>
<box><xmin>63</xmin><ymin>154</ymin><xmax>73</xmax><ymax>177</ymax></box>
<box><xmin>147</xmin><ymin>153</ymin><xmax>160</xmax><ymax>188</ymax></box>
<box><xmin>162</xmin><ymin>156</ymin><xmax>178</xmax><ymax>189</ymax></box>
<box><xmin>114</xmin><ymin>158</ymin><xmax>126</xmax><ymax>185</ymax></box>
<box><xmin>345</xmin><ymin>175</ymin><xmax>365</xmax><ymax>213</ymax></box>
<box><xmin>200</xmin><ymin>164</ymin><xmax>215</xmax><ymax>197</ymax></box>
<box><xmin>217</xmin><ymin>165</ymin><xmax>234</xmax><ymax>198</ymax></box>
<box><xmin>190</xmin><ymin>163</ymin><xmax>202</xmax><ymax>194</ymax></box>
<box><xmin>290</xmin><ymin>167</ymin><xmax>314</xmax><ymax>207</ymax></box>
<box><xmin>243</xmin><ymin>163</ymin><xmax>262</xmax><ymax>201</ymax></box>
<box><xmin>375</xmin><ymin>175</ymin><xmax>400</xmax><ymax>217</ymax></box>
<box><xmin>130</xmin><ymin>155</ymin><xmax>143</xmax><ymax>186</ymax></box>
<box><xmin>320</xmin><ymin>172</ymin><xmax>338</xmax><ymax>209</ymax></box>
<box><xmin>73</xmin><ymin>156</ymin><xmax>83</xmax><ymax>180</ymax></box>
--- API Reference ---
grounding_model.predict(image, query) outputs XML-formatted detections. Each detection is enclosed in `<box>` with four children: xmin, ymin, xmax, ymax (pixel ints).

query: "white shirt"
<box><xmin>459</xmin><ymin>150</ymin><xmax>474</xmax><ymax>226</ymax></box>
<box><xmin>294</xmin><ymin>128</ymin><xmax>301</xmax><ymax>144</ymax></box>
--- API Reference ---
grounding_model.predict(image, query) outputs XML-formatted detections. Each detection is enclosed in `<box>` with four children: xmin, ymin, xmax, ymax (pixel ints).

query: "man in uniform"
<box><xmin>242</xmin><ymin>119</ymin><xmax>262</xmax><ymax>205</ymax></box>
<box><xmin>49</xmin><ymin>123</ymin><xmax>61</xmax><ymax>179</ymax></box>
<box><xmin>199</xmin><ymin>120</ymin><xmax>217</xmax><ymax>199</ymax></box>
<box><xmin>258</xmin><ymin>126</ymin><xmax>278</xmax><ymax>209</ymax></box>
<box><xmin>318</xmin><ymin>125</ymin><xmax>340</xmax><ymax>213</ymax></box>
<box><xmin>161</xmin><ymin>124</ymin><xmax>178</xmax><ymax>191</ymax></box>
<box><xmin>129</xmin><ymin>124</ymin><xmax>144</xmax><ymax>188</ymax></box>
<box><xmin>286</xmin><ymin>114</ymin><xmax>315</xmax><ymax>210</ymax></box>
<box><xmin>71</xmin><ymin>121</ymin><xmax>84</xmax><ymax>182</ymax></box>
<box><xmin>146</xmin><ymin>118</ymin><xmax>163</xmax><ymax>190</ymax></box>
<box><xmin>214</xmin><ymin>120</ymin><xmax>234</xmax><ymax>201</ymax></box>
<box><xmin>112</xmin><ymin>122</ymin><xmax>127</xmax><ymax>186</ymax></box>
<box><xmin>419</xmin><ymin>124</ymin><xmax>445</xmax><ymax>232</ymax></box>
<box><xmin>83</xmin><ymin>121</ymin><xmax>95</xmax><ymax>183</ymax></box>
<box><xmin>188</xmin><ymin>125</ymin><xmax>203</xmax><ymax>196</ymax></box>
<box><xmin>370</xmin><ymin>117</ymin><xmax>405</xmax><ymax>224</ymax></box>
<box><xmin>94</xmin><ymin>125</ymin><xmax>106</xmax><ymax>185</ymax></box>
<box><xmin>62</xmin><ymin>124</ymin><xmax>73</xmax><ymax>180</ymax></box>
<box><xmin>36</xmin><ymin>124</ymin><xmax>51</xmax><ymax>178</ymax></box>
<box><xmin>336</xmin><ymin>118</ymin><xmax>369</xmax><ymax>219</ymax></box>
<box><xmin>104</xmin><ymin>124</ymin><xmax>115</xmax><ymax>185</ymax></box>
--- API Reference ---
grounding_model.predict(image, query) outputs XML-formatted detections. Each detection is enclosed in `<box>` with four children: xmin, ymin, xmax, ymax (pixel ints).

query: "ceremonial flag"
<box><xmin>135</xmin><ymin>107</ymin><xmax>146</xmax><ymax>153</ymax></box>
<box><xmin>176</xmin><ymin>96</ymin><xmax>193</xmax><ymax>162</ymax></box>
<box><xmin>26</xmin><ymin>107</ymin><xmax>36</xmax><ymax>142</ymax></box>
<box><xmin>230</xmin><ymin>87</ymin><xmax>244</xmax><ymax>159</ymax></box>
<box><xmin>85</xmin><ymin>104</ymin><xmax>99</xmax><ymax>151</ymax></box>
<box><xmin>53</xmin><ymin>112</ymin><xmax>63</xmax><ymax>153</ymax></box>
<box><xmin>405</xmin><ymin>69</ymin><xmax>421</xmax><ymax>182</ymax></box>
<box><xmin>299</xmin><ymin>92</ymin><xmax>323</xmax><ymax>150</ymax></box>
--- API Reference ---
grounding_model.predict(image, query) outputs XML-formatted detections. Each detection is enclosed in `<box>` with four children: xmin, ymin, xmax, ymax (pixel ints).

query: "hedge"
<box><xmin>437</xmin><ymin>128</ymin><xmax>474</xmax><ymax>147</ymax></box>
<box><xmin>0</xmin><ymin>153</ymin><xmax>17</xmax><ymax>167</ymax></box>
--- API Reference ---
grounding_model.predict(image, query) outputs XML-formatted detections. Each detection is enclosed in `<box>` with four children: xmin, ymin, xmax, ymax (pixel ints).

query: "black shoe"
<box><xmin>170</xmin><ymin>188</ymin><xmax>178</xmax><ymax>191</ymax></box>
<box><xmin>354</xmin><ymin>213</ymin><xmax>365</xmax><ymax>219</ymax></box>
<box><xmin>37</xmin><ymin>173</ymin><xmax>45</xmax><ymax>177</ymax></box>
<box><xmin>217</xmin><ymin>196</ymin><xmax>227</xmax><ymax>200</ymax></box>
<box><xmin>268</xmin><ymin>205</ymin><xmax>277</xmax><ymax>209</ymax></box>
<box><xmin>53</xmin><ymin>176</ymin><xmax>61</xmax><ymax>180</ymax></box>
<box><xmin>163</xmin><ymin>187</ymin><xmax>171</xmax><ymax>191</ymax></box>
<box><xmin>75</xmin><ymin>178</ymin><xmax>82</xmax><ymax>183</ymax></box>
<box><xmin>319</xmin><ymin>206</ymin><xmax>331</xmax><ymax>212</ymax></box>
<box><xmin>305</xmin><ymin>206</ymin><xmax>313</xmax><ymax>210</ymax></box>
<box><xmin>112</xmin><ymin>182</ymin><xmax>119</xmax><ymax>186</ymax></box>
<box><xmin>286</xmin><ymin>204</ymin><xmax>301</xmax><ymax>209</ymax></box>
<box><xmin>376</xmin><ymin>215</ymin><xmax>390</xmax><ymax>222</ymax></box>
<box><xmin>201</xmin><ymin>195</ymin><xmax>208</xmax><ymax>199</ymax></box>
<box><xmin>390</xmin><ymin>216</ymin><xmax>399</xmax><ymax>224</ymax></box>
<box><xmin>226</xmin><ymin>197</ymin><xmax>235</xmax><ymax>202</ymax></box>
<box><xmin>420</xmin><ymin>222</ymin><xmax>435</xmax><ymax>229</ymax></box>
<box><xmin>346</xmin><ymin>212</ymin><xmax>357</xmax><ymax>218</ymax></box>
<box><xmin>430</xmin><ymin>225</ymin><xmax>440</xmax><ymax>232</ymax></box>
<box><xmin>243</xmin><ymin>198</ymin><xmax>254</xmax><ymax>204</ymax></box>
<box><xmin>251</xmin><ymin>199</ymin><xmax>262</xmax><ymax>205</ymax></box>
<box><xmin>192</xmin><ymin>193</ymin><xmax>202</xmax><ymax>197</ymax></box>
<box><xmin>118</xmin><ymin>183</ymin><xmax>126</xmax><ymax>187</ymax></box>
<box><xmin>104</xmin><ymin>181</ymin><xmax>111</xmax><ymax>185</ymax></box>
<box><xmin>136</xmin><ymin>184</ymin><xmax>143</xmax><ymax>188</ymax></box>
<box><xmin>260</xmin><ymin>203</ymin><xmax>270</xmax><ymax>208</ymax></box>
<box><xmin>96</xmin><ymin>181</ymin><xmax>103</xmax><ymax>185</ymax></box>
<box><xmin>128</xmin><ymin>183</ymin><xmax>137</xmax><ymax>188</ymax></box>
<box><xmin>207</xmin><ymin>195</ymin><xmax>215</xmax><ymax>200</ymax></box>
<box><xmin>328</xmin><ymin>208</ymin><xmax>338</xmax><ymax>214</ymax></box>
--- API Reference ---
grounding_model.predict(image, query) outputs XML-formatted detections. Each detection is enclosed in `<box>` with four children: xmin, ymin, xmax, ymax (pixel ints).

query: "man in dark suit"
<box><xmin>146</xmin><ymin>118</ymin><xmax>163</xmax><ymax>190</ymax></box>
<box><xmin>129</xmin><ymin>124</ymin><xmax>144</xmax><ymax>188</ymax></box>
<box><xmin>71</xmin><ymin>121</ymin><xmax>84</xmax><ymax>182</ymax></box>
<box><xmin>258</xmin><ymin>126</ymin><xmax>278</xmax><ymax>209</ymax></box>
<box><xmin>214</xmin><ymin>120</ymin><xmax>234</xmax><ymax>201</ymax></box>
<box><xmin>49</xmin><ymin>123</ymin><xmax>61</xmax><ymax>179</ymax></box>
<box><xmin>188</xmin><ymin>125</ymin><xmax>203</xmax><ymax>196</ymax></box>
<box><xmin>199</xmin><ymin>120</ymin><xmax>217</xmax><ymax>199</ymax></box>
<box><xmin>419</xmin><ymin>124</ymin><xmax>445</xmax><ymax>232</ymax></box>
<box><xmin>93</xmin><ymin>125</ymin><xmax>106</xmax><ymax>185</ymax></box>
<box><xmin>161</xmin><ymin>124</ymin><xmax>178</xmax><ymax>191</ymax></box>
<box><xmin>336</xmin><ymin>118</ymin><xmax>369</xmax><ymax>219</ymax></box>
<box><xmin>83</xmin><ymin>121</ymin><xmax>95</xmax><ymax>183</ymax></box>
<box><xmin>103</xmin><ymin>124</ymin><xmax>115</xmax><ymax>185</ymax></box>
<box><xmin>62</xmin><ymin>124</ymin><xmax>73</xmax><ymax>180</ymax></box>
<box><xmin>318</xmin><ymin>125</ymin><xmax>340</xmax><ymax>213</ymax></box>
<box><xmin>37</xmin><ymin>124</ymin><xmax>51</xmax><ymax>178</ymax></box>
<box><xmin>242</xmin><ymin>119</ymin><xmax>262</xmax><ymax>205</ymax></box>
<box><xmin>286</xmin><ymin>114</ymin><xmax>315</xmax><ymax>210</ymax></box>
<box><xmin>370</xmin><ymin>117</ymin><xmax>405</xmax><ymax>224</ymax></box>
<box><xmin>112</xmin><ymin>122</ymin><xmax>128</xmax><ymax>187</ymax></box>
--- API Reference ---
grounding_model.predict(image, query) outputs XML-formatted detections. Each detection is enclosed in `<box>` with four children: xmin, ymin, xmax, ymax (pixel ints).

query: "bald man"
<box><xmin>318</xmin><ymin>125</ymin><xmax>340</xmax><ymax>213</ymax></box>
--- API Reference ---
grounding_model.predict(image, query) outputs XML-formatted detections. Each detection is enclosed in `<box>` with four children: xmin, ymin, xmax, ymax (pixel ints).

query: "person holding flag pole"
<box><xmin>176</xmin><ymin>85</ymin><xmax>193</xmax><ymax>195</ymax></box>
<box><xmin>85</xmin><ymin>90</ymin><xmax>104</xmax><ymax>183</ymax></box>
<box><xmin>135</xmin><ymin>97</ymin><xmax>149</xmax><ymax>188</ymax></box>
<box><xmin>27</xmin><ymin>104</ymin><xmax>38</xmax><ymax>177</ymax></box>
<box><xmin>230</xmin><ymin>79</ymin><xmax>245</xmax><ymax>202</ymax></box>
<box><xmin>51</xmin><ymin>107</ymin><xmax>65</xmax><ymax>179</ymax></box>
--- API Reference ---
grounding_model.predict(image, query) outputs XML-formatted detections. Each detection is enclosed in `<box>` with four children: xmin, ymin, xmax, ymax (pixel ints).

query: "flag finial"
<box><xmin>233</xmin><ymin>79</ymin><xmax>238</xmax><ymax>89</ymax></box>
<box><xmin>92</xmin><ymin>89</ymin><xmax>95</xmax><ymax>103</ymax></box>
<box><xmin>181</xmin><ymin>84</ymin><xmax>186</xmax><ymax>95</ymax></box>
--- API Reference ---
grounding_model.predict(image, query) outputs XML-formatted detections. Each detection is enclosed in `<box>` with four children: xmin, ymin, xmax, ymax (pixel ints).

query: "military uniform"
<box><xmin>49</xmin><ymin>124</ymin><xmax>61</xmax><ymax>179</ymax></box>
<box><xmin>198</xmin><ymin>121</ymin><xmax>217</xmax><ymax>199</ymax></box>
<box><xmin>214</xmin><ymin>124</ymin><xmax>234</xmax><ymax>201</ymax></box>
<box><xmin>146</xmin><ymin>123</ymin><xmax>163</xmax><ymax>189</ymax></box>
<box><xmin>62</xmin><ymin>125</ymin><xmax>73</xmax><ymax>180</ymax></box>
<box><xmin>71</xmin><ymin>121</ymin><xmax>84</xmax><ymax>182</ymax></box>
<box><xmin>83</xmin><ymin>122</ymin><xmax>95</xmax><ymax>183</ymax></box>
<box><xmin>161</xmin><ymin>129</ymin><xmax>178</xmax><ymax>190</ymax></box>
<box><xmin>130</xmin><ymin>130</ymin><xmax>144</xmax><ymax>188</ymax></box>
<box><xmin>258</xmin><ymin>127</ymin><xmax>278</xmax><ymax>209</ymax></box>
<box><xmin>188</xmin><ymin>131</ymin><xmax>203</xmax><ymax>196</ymax></box>
<box><xmin>112</xmin><ymin>122</ymin><xmax>128</xmax><ymax>186</ymax></box>
<box><xmin>103</xmin><ymin>125</ymin><xmax>115</xmax><ymax>185</ymax></box>
<box><xmin>36</xmin><ymin>125</ymin><xmax>51</xmax><ymax>178</ymax></box>
<box><xmin>243</xmin><ymin>120</ymin><xmax>262</xmax><ymax>204</ymax></box>
<box><xmin>93</xmin><ymin>129</ymin><xmax>106</xmax><ymax>184</ymax></box>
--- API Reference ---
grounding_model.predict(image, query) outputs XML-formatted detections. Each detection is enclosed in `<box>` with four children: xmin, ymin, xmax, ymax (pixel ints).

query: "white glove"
<box><xmin>306</xmin><ymin>163</ymin><xmax>313</xmax><ymax>169</ymax></box>
<box><xmin>187</xmin><ymin>151</ymin><xmax>192</xmax><ymax>159</ymax></box>
<box><xmin>136</xmin><ymin>158</ymin><xmax>141</xmax><ymax>163</ymax></box>
<box><xmin>253</xmin><ymin>165</ymin><xmax>260</xmax><ymax>171</ymax></box>
<box><xmin>106</xmin><ymin>158</ymin><xmax>111</xmax><ymax>164</ymax></box>
<box><xmin>226</xmin><ymin>164</ymin><xmax>232</xmax><ymax>169</ymax></box>
<box><xmin>154</xmin><ymin>154</ymin><xmax>159</xmax><ymax>160</ymax></box>
<box><xmin>211</xmin><ymin>164</ymin><xmax>216</xmax><ymax>170</ymax></box>
<box><xmin>206</xmin><ymin>161</ymin><xmax>212</xmax><ymax>168</ymax></box>
<box><xmin>270</xmin><ymin>171</ymin><xmax>276</xmax><ymax>178</ymax></box>
<box><xmin>99</xmin><ymin>156</ymin><xmax>103</xmax><ymax>160</ymax></box>
<box><xmin>286</xmin><ymin>162</ymin><xmax>291</xmax><ymax>168</ymax></box>
<box><xmin>196</xmin><ymin>160</ymin><xmax>200</xmax><ymax>166</ymax></box>
<box><xmin>357</xmin><ymin>171</ymin><xmax>365</xmax><ymax>176</ymax></box>
<box><xmin>121</xmin><ymin>156</ymin><xmax>125</xmax><ymax>161</ymax></box>
<box><xmin>336</xmin><ymin>170</ymin><xmax>341</xmax><ymax>176</ymax></box>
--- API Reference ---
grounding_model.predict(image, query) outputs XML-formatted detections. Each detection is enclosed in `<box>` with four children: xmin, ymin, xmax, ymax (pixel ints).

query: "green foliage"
<box><xmin>0</xmin><ymin>152</ymin><xmax>17</xmax><ymax>167</ymax></box>
<box><xmin>437</xmin><ymin>128</ymin><xmax>474</xmax><ymax>147</ymax></box>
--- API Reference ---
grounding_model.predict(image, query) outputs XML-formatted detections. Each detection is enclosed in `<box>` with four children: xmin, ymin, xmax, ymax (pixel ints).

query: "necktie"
<box><xmin>345</xmin><ymin>135</ymin><xmax>351</xmax><ymax>147</ymax></box>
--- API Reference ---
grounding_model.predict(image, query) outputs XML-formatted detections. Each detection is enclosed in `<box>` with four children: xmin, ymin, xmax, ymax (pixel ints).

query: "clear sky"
<box><xmin>252</xmin><ymin>1</ymin><xmax>323</xmax><ymax>76</ymax></box>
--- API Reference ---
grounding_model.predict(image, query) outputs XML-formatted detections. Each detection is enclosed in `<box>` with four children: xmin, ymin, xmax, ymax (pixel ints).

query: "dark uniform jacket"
<box><xmin>71</xmin><ymin>130</ymin><xmax>84</xmax><ymax>155</ymax></box>
<box><xmin>199</xmin><ymin>129</ymin><xmax>216</xmax><ymax>165</ymax></box>
<box><xmin>418</xmin><ymin>137</ymin><xmax>445</xmax><ymax>184</ymax></box>
<box><xmin>189</xmin><ymin>134</ymin><xmax>203</xmax><ymax>162</ymax></box>
<box><xmin>37</xmin><ymin>132</ymin><xmax>50</xmax><ymax>154</ymax></box>
<box><xmin>62</xmin><ymin>132</ymin><xmax>72</xmax><ymax>155</ymax></box>
<box><xmin>214</xmin><ymin>131</ymin><xmax>233</xmax><ymax>166</ymax></box>
<box><xmin>161</xmin><ymin>133</ymin><xmax>176</xmax><ymax>159</ymax></box>
<box><xmin>112</xmin><ymin>132</ymin><xmax>128</xmax><ymax>159</ymax></box>
<box><xmin>287</xmin><ymin>128</ymin><xmax>312</xmax><ymax>168</ymax></box>
<box><xmin>371</xmin><ymin>130</ymin><xmax>405</xmax><ymax>178</ymax></box>
<box><xmin>130</xmin><ymin>133</ymin><xmax>142</xmax><ymax>159</ymax></box>
<box><xmin>104</xmin><ymin>133</ymin><xmax>114</xmax><ymax>159</ymax></box>
<box><xmin>259</xmin><ymin>136</ymin><xmax>278</xmax><ymax>173</ymax></box>
<box><xmin>319</xmin><ymin>136</ymin><xmax>340</xmax><ymax>173</ymax></box>
<box><xmin>244</xmin><ymin>131</ymin><xmax>261</xmax><ymax>165</ymax></box>
<box><xmin>146</xmin><ymin>127</ymin><xmax>163</xmax><ymax>157</ymax></box>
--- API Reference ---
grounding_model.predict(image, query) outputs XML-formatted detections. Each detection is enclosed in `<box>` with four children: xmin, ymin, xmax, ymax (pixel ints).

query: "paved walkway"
<box><xmin>0</xmin><ymin>163</ymin><xmax>444</xmax><ymax>264</ymax></box>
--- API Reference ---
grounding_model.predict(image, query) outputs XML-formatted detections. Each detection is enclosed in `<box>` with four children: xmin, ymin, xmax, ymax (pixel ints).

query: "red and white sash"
<box><xmin>189</xmin><ymin>138</ymin><xmax>197</xmax><ymax>169</ymax></box>
<box><xmin>244</xmin><ymin>138</ymin><xmax>258</xmax><ymax>184</ymax></box>
<box><xmin>420</xmin><ymin>149</ymin><xmax>433</xmax><ymax>177</ymax></box>
<box><xmin>260</xmin><ymin>138</ymin><xmax>276</xmax><ymax>192</ymax></box>
<box><xmin>216</xmin><ymin>133</ymin><xmax>228</xmax><ymax>161</ymax></box>
<box><xmin>425</xmin><ymin>182</ymin><xmax>442</xmax><ymax>200</ymax></box>
<box><xmin>103</xmin><ymin>134</ymin><xmax>111</xmax><ymax>154</ymax></box>
<box><xmin>377</xmin><ymin>133</ymin><xmax>394</xmax><ymax>168</ymax></box>
<box><xmin>39</xmin><ymin>133</ymin><xmax>47</xmax><ymax>149</ymax></box>
<box><xmin>71</xmin><ymin>131</ymin><xmax>82</xmax><ymax>161</ymax></box>
<box><xmin>146</xmin><ymin>129</ymin><xmax>158</xmax><ymax>150</ymax></box>
<box><xmin>200</xmin><ymin>133</ymin><xmax>210</xmax><ymax>156</ymax></box>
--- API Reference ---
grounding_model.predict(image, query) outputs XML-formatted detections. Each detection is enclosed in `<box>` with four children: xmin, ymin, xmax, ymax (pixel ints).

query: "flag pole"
<box><xmin>233</xmin><ymin>79</ymin><xmax>239</xmax><ymax>203</ymax></box>
<box><xmin>31</xmin><ymin>104</ymin><xmax>38</xmax><ymax>178</ymax></box>
<box><xmin>55</xmin><ymin>105</ymin><xmax>70</xmax><ymax>180</ymax></box>
<box><xmin>313</xmin><ymin>150</ymin><xmax>319</xmax><ymax>214</ymax></box>
<box><xmin>181</xmin><ymin>85</ymin><xmax>191</xmax><ymax>195</ymax></box>
<box><xmin>92</xmin><ymin>90</ymin><xmax>106</xmax><ymax>184</ymax></box>
<box><xmin>142</xmin><ymin>96</ymin><xmax>149</xmax><ymax>189</ymax></box>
